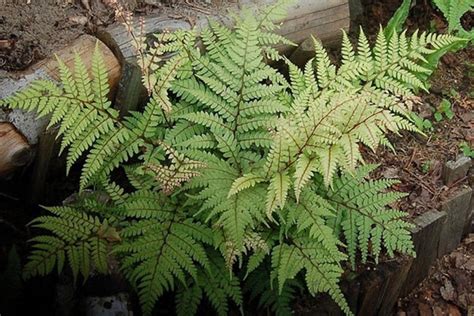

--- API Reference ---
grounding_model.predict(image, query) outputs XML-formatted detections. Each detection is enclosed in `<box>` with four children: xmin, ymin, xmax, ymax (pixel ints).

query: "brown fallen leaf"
<box><xmin>446</xmin><ymin>304</ymin><xmax>461</xmax><ymax>316</ymax></box>
<box><xmin>418</xmin><ymin>302</ymin><xmax>433</xmax><ymax>316</ymax></box>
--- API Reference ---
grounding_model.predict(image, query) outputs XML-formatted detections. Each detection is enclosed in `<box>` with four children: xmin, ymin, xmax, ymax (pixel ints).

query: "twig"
<box><xmin>401</xmin><ymin>167</ymin><xmax>436</xmax><ymax>195</ymax></box>
<box><xmin>405</xmin><ymin>149</ymin><xmax>416</xmax><ymax>168</ymax></box>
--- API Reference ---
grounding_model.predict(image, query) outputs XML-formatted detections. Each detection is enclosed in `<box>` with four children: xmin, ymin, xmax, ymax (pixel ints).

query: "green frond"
<box><xmin>176</xmin><ymin>253</ymin><xmax>242</xmax><ymax>316</ymax></box>
<box><xmin>116</xmin><ymin>218</ymin><xmax>212</xmax><ymax>315</ymax></box>
<box><xmin>23</xmin><ymin>205</ymin><xmax>116</xmax><ymax>282</ymax></box>
<box><xmin>245</xmin><ymin>267</ymin><xmax>301</xmax><ymax>316</ymax></box>
<box><xmin>7</xmin><ymin>5</ymin><xmax>460</xmax><ymax>316</ymax></box>
<box><xmin>325</xmin><ymin>169</ymin><xmax>415</xmax><ymax>265</ymax></box>
<box><xmin>272</xmin><ymin>241</ymin><xmax>352</xmax><ymax>315</ymax></box>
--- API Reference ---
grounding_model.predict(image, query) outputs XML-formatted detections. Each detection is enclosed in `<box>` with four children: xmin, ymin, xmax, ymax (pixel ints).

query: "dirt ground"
<box><xmin>0</xmin><ymin>0</ymin><xmax>226</xmax><ymax>71</ymax></box>
<box><xmin>396</xmin><ymin>234</ymin><xmax>474</xmax><ymax>316</ymax></box>
<box><xmin>0</xmin><ymin>2</ymin><xmax>88</xmax><ymax>71</ymax></box>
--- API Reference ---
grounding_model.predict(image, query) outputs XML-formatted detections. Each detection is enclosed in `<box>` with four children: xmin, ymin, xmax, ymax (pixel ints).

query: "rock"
<box><xmin>82</xmin><ymin>293</ymin><xmax>132</xmax><ymax>316</ymax></box>
<box><xmin>443</xmin><ymin>156</ymin><xmax>472</xmax><ymax>186</ymax></box>
<box><xmin>438</xmin><ymin>187</ymin><xmax>473</xmax><ymax>256</ymax></box>
<box><xmin>440</xmin><ymin>279</ymin><xmax>456</xmax><ymax>301</ymax></box>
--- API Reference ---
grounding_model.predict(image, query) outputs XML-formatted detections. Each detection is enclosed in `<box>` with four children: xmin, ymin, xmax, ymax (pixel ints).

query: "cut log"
<box><xmin>98</xmin><ymin>0</ymin><xmax>349</xmax><ymax>63</ymax></box>
<box><xmin>0</xmin><ymin>122</ymin><xmax>33</xmax><ymax>177</ymax></box>
<box><xmin>97</xmin><ymin>0</ymin><xmax>349</xmax><ymax>113</ymax></box>
<box><xmin>0</xmin><ymin>34</ymin><xmax>121</xmax><ymax>103</ymax></box>
<box><xmin>0</xmin><ymin>35</ymin><xmax>121</xmax><ymax>182</ymax></box>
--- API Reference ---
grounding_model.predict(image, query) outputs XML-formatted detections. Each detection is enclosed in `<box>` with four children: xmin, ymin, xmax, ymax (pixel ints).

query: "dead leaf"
<box><xmin>418</xmin><ymin>302</ymin><xmax>433</xmax><ymax>316</ymax></box>
<box><xmin>446</xmin><ymin>304</ymin><xmax>461</xmax><ymax>316</ymax></box>
<box><xmin>464</xmin><ymin>258</ymin><xmax>474</xmax><ymax>271</ymax></box>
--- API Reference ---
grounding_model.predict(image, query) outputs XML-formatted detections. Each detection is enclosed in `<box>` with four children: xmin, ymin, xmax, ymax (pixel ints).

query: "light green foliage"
<box><xmin>434</xmin><ymin>98</ymin><xmax>454</xmax><ymax>121</ymax></box>
<box><xmin>432</xmin><ymin>0</ymin><xmax>474</xmax><ymax>38</ymax></box>
<box><xmin>0</xmin><ymin>1</ymin><xmax>463</xmax><ymax>314</ymax></box>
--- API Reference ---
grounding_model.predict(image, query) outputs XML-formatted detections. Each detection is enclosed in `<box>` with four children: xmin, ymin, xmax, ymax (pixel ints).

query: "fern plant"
<box><xmin>0</xmin><ymin>1</ymin><xmax>463</xmax><ymax>314</ymax></box>
<box><xmin>432</xmin><ymin>0</ymin><xmax>473</xmax><ymax>39</ymax></box>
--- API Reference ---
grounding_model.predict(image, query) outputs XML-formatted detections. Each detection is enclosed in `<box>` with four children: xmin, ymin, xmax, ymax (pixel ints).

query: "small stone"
<box><xmin>443</xmin><ymin>156</ymin><xmax>472</xmax><ymax>186</ymax></box>
<box><xmin>68</xmin><ymin>15</ymin><xmax>88</xmax><ymax>26</ymax></box>
<box><xmin>382</xmin><ymin>166</ymin><xmax>400</xmax><ymax>178</ymax></box>
<box><xmin>440</xmin><ymin>279</ymin><xmax>456</xmax><ymax>301</ymax></box>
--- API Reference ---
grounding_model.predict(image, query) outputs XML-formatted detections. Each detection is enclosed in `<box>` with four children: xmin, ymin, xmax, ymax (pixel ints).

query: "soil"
<box><xmin>0</xmin><ymin>2</ymin><xmax>88</xmax><ymax>71</ymax></box>
<box><xmin>395</xmin><ymin>234</ymin><xmax>474</xmax><ymax>316</ymax></box>
<box><xmin>0</xmin><ymin>0</ymin><xmax>228</xmax><ymax>71</ymax></box>
<box><xmin>364</xmin><ymin>47</ymin><xmax>474</xmax><ymax>217</ymax></box>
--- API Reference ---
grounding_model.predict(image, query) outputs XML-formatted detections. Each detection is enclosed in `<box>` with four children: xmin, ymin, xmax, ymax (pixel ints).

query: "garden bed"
<box><xmin>0</xmin><ymin>0</ymin><xmax>473</xmax><ymax>315</ymax></box>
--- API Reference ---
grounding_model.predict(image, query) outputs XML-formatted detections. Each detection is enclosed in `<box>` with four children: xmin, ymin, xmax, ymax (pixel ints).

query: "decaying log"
<box><xmin>98</xmin><ymin>0</ymin><xmax>349</xmax><ymax>62</ymax></box>
<box><xmin>97</xmin><ymin>0</ymin><xmax>349</xmax><ymax>112</ymax></box>
<box><xmin>0</xmin><ymin>122</ymin><xmax>33</xmax><ymax>177</ymax></box>
<box><xmin>0</xmin><ymin>35</ymin><xmax>121</xmax><ymax>183</ymax></box>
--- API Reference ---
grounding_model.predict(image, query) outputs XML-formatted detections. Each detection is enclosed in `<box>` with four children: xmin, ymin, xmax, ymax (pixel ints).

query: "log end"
<box><xmin>0</xmin><ymin>122</ymin><xmax>33</xmax><ymax>177</ymax></box>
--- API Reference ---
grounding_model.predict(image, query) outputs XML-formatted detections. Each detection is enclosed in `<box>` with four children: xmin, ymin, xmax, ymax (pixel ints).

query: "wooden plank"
<box><xmin>97</xmin><ymin>18</ymin><xmax>191</xmax><ymax>62</ymax></box>
<box><xmin>401</xmin><ymin>210</ymin><xmax>447</xmax><ymax>296</ymax></box>
<box><xmin>30</xmin><ymin>35</ymin><xmax>121</xmax><ymax>94</ymax></box>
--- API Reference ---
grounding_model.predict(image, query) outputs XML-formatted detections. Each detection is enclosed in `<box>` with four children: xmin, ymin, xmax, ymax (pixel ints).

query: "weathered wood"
<box><xmin>0</xmin><ymin>122</ymin><xmax>33</xmax><ymax>177</ymax></box>
<box><xmin>438</xmin><ymin>186</ymin><xmax>473</xmax><ymax>256</ymax></box>
<box><xmin>356</xmin><ymin>257</ymin><xmax>414</xmax><ymax>316</ymax></box>
<box><xmin>27</xmin><ymin>127</ymin><xmax>57</xmax><ymax>204</ymax></box>
<box><xmin>97</xmin><ymin>0</ymin><xmax>350</xmax><ymax>63</ymax></box>
<box><xmin>443</xmin><ymin>155</ymin><xmax>472</xmax><ymax>186</ymax></box>
<box><xmin>401</xmin><ymin>210</ymin><xmax>447</xmax><ymax>296</ymax></box>
<box><xmin>96</xmin><ymin>0</ymin><xmax>349</xmax><ymax>114</ymax></box>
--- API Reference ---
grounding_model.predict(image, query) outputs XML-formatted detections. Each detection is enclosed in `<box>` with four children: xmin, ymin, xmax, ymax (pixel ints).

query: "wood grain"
<box><xmin>0</xmin><ymin>122</ymin><xmax>32</xmax><ymax>176</ymax></box>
